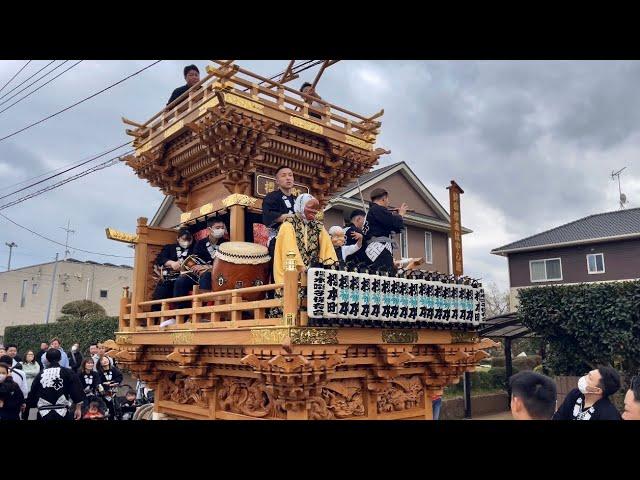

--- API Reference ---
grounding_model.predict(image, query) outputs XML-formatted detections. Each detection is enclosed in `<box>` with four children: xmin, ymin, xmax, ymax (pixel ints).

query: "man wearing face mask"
<box><xmin>171</xmin><ymin>219</ymin><xmax>228</xmax><ymax>310</ymax></box>
<box><xmin>552</xmin><ymin>366</ymin><xmax>622</xmax><ymax>420</ymax></box>
<box><xmin>151</xmin><ymin>228</ymin><xmax>195</xmax><ymax>312</ymax></box>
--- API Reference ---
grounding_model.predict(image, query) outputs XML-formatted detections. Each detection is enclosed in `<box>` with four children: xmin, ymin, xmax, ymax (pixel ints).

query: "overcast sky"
<box><xmin>0</xmin><ymin>60</ymin><xmax>637</xmax><ymax>291</ymax></box>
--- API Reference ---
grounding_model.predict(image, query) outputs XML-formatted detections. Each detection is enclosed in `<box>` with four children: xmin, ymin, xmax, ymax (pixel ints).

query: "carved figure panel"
<box><xmin>375</xmin><ymin>376</ymin><xmax>424</xmax><ymax>414</ymax></box>
<box><xmin>217</xmin><ymin>377</ymin><xmax>286</xmax><ymax>419</ymax></box>
<box><xmin>159</xmin><ymin>373</ymin><xmax>209</xmax><ymax>408</ymax></box>
<box><xmin>309</xmin><ymin>379</ymin><xmax>365</xmax><ymax>420</ymax></box>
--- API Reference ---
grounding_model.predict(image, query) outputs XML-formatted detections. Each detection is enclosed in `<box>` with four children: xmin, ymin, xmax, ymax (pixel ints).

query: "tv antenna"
<box><xmin>611</xmin><ymin>167</ymin><xmax>628</xmax><ymax>209</ymax></box>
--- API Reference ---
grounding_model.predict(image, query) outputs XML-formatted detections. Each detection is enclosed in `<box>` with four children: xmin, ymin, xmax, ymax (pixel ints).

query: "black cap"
<box><xmin>370</xmin><ymin>188</ymin><xmax>388</xmax><ymax>201</ymax></box>
<box><xmin>350</xmin><ymin>209</ymin><xmax>366</xmax><ymax>219</ymax></box>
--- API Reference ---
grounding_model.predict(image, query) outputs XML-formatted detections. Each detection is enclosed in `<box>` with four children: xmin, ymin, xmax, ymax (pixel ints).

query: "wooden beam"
<box><xmin>311</xmin><ymin>60</ymin><xmax>339</xmax><ymax>89</ymax></box>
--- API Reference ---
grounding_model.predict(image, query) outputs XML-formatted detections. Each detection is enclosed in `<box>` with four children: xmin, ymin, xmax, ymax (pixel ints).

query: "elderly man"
<box><xmin>328</xmin><ymin>225</ymin><xmax>363</xmax><ymax>263</ymax></box>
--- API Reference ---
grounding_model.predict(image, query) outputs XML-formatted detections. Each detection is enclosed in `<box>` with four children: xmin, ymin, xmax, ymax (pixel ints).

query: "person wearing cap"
<box><xmin>150</xmin><ymin>227</ymin><xmax>195</xmax><ymax>312</ymax></box>
<box><xmin>343</xmin><ymin>209</ymin><xmax>367</xmax><ymax>264</ymax></box>
<box><xmin>364</xmin><ymin>187</ymin><xmax>408</xmax><ymax>272</ymax></box>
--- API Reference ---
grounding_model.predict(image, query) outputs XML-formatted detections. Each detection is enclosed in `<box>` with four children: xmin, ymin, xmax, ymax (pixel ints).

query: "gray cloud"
<box><xmin>0</xmin><ymin>60</ymin><xmax>638</xmax><ymax>293</ymax></box>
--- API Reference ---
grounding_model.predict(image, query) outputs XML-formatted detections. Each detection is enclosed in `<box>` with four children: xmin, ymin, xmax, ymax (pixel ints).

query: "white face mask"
<box><xmin>178</xmin><ymin>240</ymin><xmax>191</xmax><ymax>249</ymax></box>
<box><xmin>211</xmin><ymin>228</ymin><xmax>225</xmax><ymax>239</ymax></box>
<box><xmin>71</xmin><ymin>346</ymin><xmax>78</xmax><ymax>352</ymax></box>
<box><xmin>578</xmin><ymin>375</ymin><xmax>598</xmax><ymax>395</ymax></box>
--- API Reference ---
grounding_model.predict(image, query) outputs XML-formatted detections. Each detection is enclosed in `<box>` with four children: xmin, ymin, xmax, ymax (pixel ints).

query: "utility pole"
<box><xmin>59</xmin><ymin>219</ymin><xmax>75</xmax><ymax>260</ymax></box>
<box><xmin>5</xmin><ymin>241</ymin><xmax>17</xmax><ymax>271</ymax></box>
<box><xmin>45</xmin><ymin>253</ymin><xmax>59</xmax><ymax>325</ymax></box>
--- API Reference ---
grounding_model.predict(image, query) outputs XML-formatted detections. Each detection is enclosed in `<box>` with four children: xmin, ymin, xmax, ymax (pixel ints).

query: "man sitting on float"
<box><xmin>272</xmin><ymin>193</ymin><xmax>337</xmax><ymax>285</ymax></box>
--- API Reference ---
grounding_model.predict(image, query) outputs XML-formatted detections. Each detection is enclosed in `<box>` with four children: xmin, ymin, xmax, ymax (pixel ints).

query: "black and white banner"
<box><xmin>308</xmin><ymin>268</ymin><xmax>485</xmax><ymax>327</ymax></box>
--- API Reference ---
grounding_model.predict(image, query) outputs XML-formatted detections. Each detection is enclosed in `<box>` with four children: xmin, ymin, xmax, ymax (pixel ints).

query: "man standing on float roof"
<box><xmin>262</xmin><ymin>166</ymin><xmax>298</xmax><ymax>257</ymax></box>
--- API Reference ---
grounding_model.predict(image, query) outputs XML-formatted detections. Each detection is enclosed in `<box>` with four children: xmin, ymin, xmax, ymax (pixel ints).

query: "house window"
<box><xmin>529</xmin><ymin>258</ymin><xmax>563</xmax><ymax>282</ymax></box>
<box><xmin>586</xmin><ymin>253</ymin><xmax>605</xmax><ymax>274</ymax></box>
<box><xmin>424</xmin><ymin>232</ymin><xmax>433</xmax><ymax>264</ymax></box>
<box><xmin>32</xmin><ymin>283</ymin><xmax>38</xmax><ymax>294</ymax></box>
<box><xmin>20</xmin><ymin>280</ymin><xmax>28</xmax><ymax>307</ymax></box>
<box><xmin>2</xmin><ymin>292</ymin><xmax>7</xmax><ymax>302</ymax></box>
<box><xmin>100</xmin><ymin>290</ymin><xmax>108</xmax><ymax>298</ymax></box>
<box><xmin>399</xmin><ymin>230</ymin><xmax>409</xmax><ymax>257</ymax></box>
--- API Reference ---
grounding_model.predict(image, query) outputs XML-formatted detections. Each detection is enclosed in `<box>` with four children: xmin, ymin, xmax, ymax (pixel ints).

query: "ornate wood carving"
<box><xmin>308</xmin><ymin>379</ymin><xmax>366</xmax><ymax>420</ymax></box>
<box><xmin>217</xmin><ymin>377</ymin><xmax>286</xmax><ymax>419</ymax></box>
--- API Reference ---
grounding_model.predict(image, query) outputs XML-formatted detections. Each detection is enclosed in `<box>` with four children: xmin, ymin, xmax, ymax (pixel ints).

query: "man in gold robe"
<box><xmin>273</xmin><ymin>193</ymin><xmax>337</xmax><ymax>284</ymax></box>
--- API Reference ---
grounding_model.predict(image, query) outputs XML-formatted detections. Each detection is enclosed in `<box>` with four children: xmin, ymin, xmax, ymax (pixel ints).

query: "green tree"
<box><xmin>59</xmin><ymin>300</ymin><xmax>106</xmax><ymax>320</ymax></box>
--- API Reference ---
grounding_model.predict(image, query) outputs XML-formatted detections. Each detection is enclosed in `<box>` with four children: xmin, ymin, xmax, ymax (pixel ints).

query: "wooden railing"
<box><xmin>124</xmin><ymin>60</ymin><xmax>383</xmax><ymax>157</ymax></box>
<box><xmin>119</xmin><ymin>252</ymin><xmax>301</xmax><ymax>332</ymax></box>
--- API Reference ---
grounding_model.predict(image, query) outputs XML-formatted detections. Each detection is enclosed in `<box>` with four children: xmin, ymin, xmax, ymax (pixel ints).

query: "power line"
<box><xmin>0</xmin><ymin>209</ymin><xmax>134</xmax><ymax>258</ymax></box>
<box><xmin>0</xmin><ymin>151</ymin><xmax>131</xmax><ymax>211</ymax></box>
<box><xmin>0</xmin><ymin>141</ymin><xmax>131</xmax><ymax>202</ymax></box>
<box><xmin>0</xmin><ymin>60</ymin><xmax>32</xmax><ymax>96</ymax></box>
<box><xmin>0</xmin><ymin>60</ymin><xmax>57</xmax><ymax>102</ymax></box>
<box><xmin>0</xmin><ymin>60</ymin><xmax>83</xmax><ymax>116</ymax></box>
<box><xmin>0</xmin><ymin>61</ymin><xmax>71</xmax><ymax>108</ymax></box>
<box><xmin>0</xmin><ymin>60</ymin><xmax>162</xmax><ymax>143</ymax></box>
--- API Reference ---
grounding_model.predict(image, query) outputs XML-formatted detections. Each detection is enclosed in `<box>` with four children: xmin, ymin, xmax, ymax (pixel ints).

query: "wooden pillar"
<box><xmin>119</xmin><ymin>287</ymin><xmax>130</xmax><ymax>331</ymax></box>
<box><xmin>283</xmin><ymin>251</ymin><xmax>299</xmax><ymax>326</ymax></box>
<box><xmin>130</xmin><ymin>217</ymin><xmax>150</xmax><ymax>332</ymax></box>
<box><xmin>229</xmin><ymin>205</ymin><xmax>245</xmax><ymax>242</ymax></box>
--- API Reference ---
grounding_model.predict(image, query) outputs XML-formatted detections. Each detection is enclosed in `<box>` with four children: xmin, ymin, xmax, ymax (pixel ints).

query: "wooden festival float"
<box><xmin>103</xmin><ymin>60</ymin><xmax>497</xmax><ymax>420</ymax></box>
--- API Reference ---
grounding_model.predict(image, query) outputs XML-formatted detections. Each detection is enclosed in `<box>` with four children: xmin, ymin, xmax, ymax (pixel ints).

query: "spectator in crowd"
<box><xmin>41</xmin><ymin>338</ymin><xmax>70</xmax><ymax>369</ymax></box>
<box><xmin>0</xmin><ymin>354</ymin><xmax>27</xmax><ymax>399</ymax></box>
<box><xmin>553</xmin><ymin>366</ymin><xmax>621</xmax><ymax>420</ymax></box>
<box><xmin>77</xmin><ymin>358</ymin><xmax>102</xmax><ymax>408</ymax></box>
<box><xmin>0</xmin><ymin>362</ymin><xmax>25</xmax><ymax>420</ymax></box>
<box><xmin>82</xmin><ymin>400</ymin><xmax>106</xmax><ymax>420</ymax></box>
<box><xmin>98</xmin><ymin>344</ymin><xmax>115</xmax><ymax>367</ymax></box>
<box><xmin>68</xmin><ymin>343</ymin><xmax>83</xmax><ymax>372</ymax></box>
<box><xmin>120</xmin><ymin>389</ymin><xmax>139</xmax><ymax>420</ymax></box>
<box><xmin>88</xmin><ymin>343</ymin><xmax>101</xmax><ymax>370</ymax></box>
<box><xmin>36</xmin><ymin>342</ymin><xmax>48</xmax><ymax>369</ymax></box>
<box><xmin>622</xmin><ymin>375</ymin><xmax>640</xmax><ymax>420</ymax></box>
<box><xmin>21</xmin><ymin>350</ymin><xmax>40</xmax><ymax>421</ymax></box>
<box><xmin>0</xmin><ymin>346</ymin><xmax>5</xmax><ymax>356</ymax></box>
<box><xmin>27</xmin><ymin>348</ymin><xmax>84</xmax><ymax>421</ymax></box>
<box><xmin>510</xmin><ymin>371</ymin><xmax>558</xmax><ymax>420</ymax></box>
<box><xmin>5</xmin><ymin>344</ymin><xmax>22</xmax><ymax>367</ymax></box>
<box><xmin>96</xmin><ymin>355</ymin><xmax>123</xmax><ymax>420</ymax></box>
<box><xmin>21</xmin><ymin>351</ymin><xmax>40</xmax><ymax>392</ymax></box>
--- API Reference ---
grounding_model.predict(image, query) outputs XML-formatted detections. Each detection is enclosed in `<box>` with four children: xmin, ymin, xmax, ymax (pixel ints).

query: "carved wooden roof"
<box><xmin>122</xmin><ymin>61</ymin><xmax>389</xmax><ymax>206</ymax></box>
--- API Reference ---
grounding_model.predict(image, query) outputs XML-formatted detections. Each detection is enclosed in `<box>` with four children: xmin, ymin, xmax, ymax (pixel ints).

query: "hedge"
<box><xmin>518</xmin><ymin>281</ymin><xmax>640</xmax><ymax>377</ymax></box>
<box><xmin>445</xmin><ymin>366</ymin><xmax>521</xmax><ymax>395</ymax></box>
<box><xmin>4</xmin><ymin>316</ymin><xmax>118</xmax><ymax>357</ymax></box>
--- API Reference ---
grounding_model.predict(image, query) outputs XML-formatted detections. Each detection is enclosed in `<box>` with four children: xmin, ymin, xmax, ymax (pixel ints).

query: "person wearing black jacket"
<box><xmin>553</xmin><ymin>366</ymin><xmax>622</xmax><ymax>420</ymax></box>
<box><xmin>35</xmin><ymin>342</ymin><xmax>48</xmax><ymax>370</ymax></box>
<box><xmin>0</xmin><ymin>362</ymin><xmax>24</xmax><ymax>420</ymax></box>
<box><xmin>343</xmin><ymin>209</ymin><xmax>367</xmax><ymax>264</ymax></box>
<box><xmin>26</xmin><ymin>349</ymin><xmax>84</xmax><ymax>420</ymax></box>
<box><xmin>77</xmin><ymin>357</ymin><xmax>105</xmax><ymax>414</ymax></box>
<box><xmin>96</xmin><ymin>355</ymin><xmax>123</xmax><ymax>420</ymax></box>
<box><xmin>151</xmin><ymin>228</ymin><xmax>195</xmax><ymax>311</ymax></box>
<box><xmin>262</xmin><ymin>166</ymin><xmax>298</xmax><ymax>257</ymax></box>
<box><xmin>68</xmin><ymin>343</ymin><xmax>83</xmax><ymax>372</ymax></box>
<box><xmin>363</xmin><ymin>188</ymin><xmax>408</xmax><ymax>272</ymax></box>
<box><xmin>167</xmin><ymin>65</ymin><xmax>200</xmax><ymax>106</ymax></box>
<box><xmin>172</xmin><ymin>219</ymin><xmax>228</xmax><ymax>309</ymax></box>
